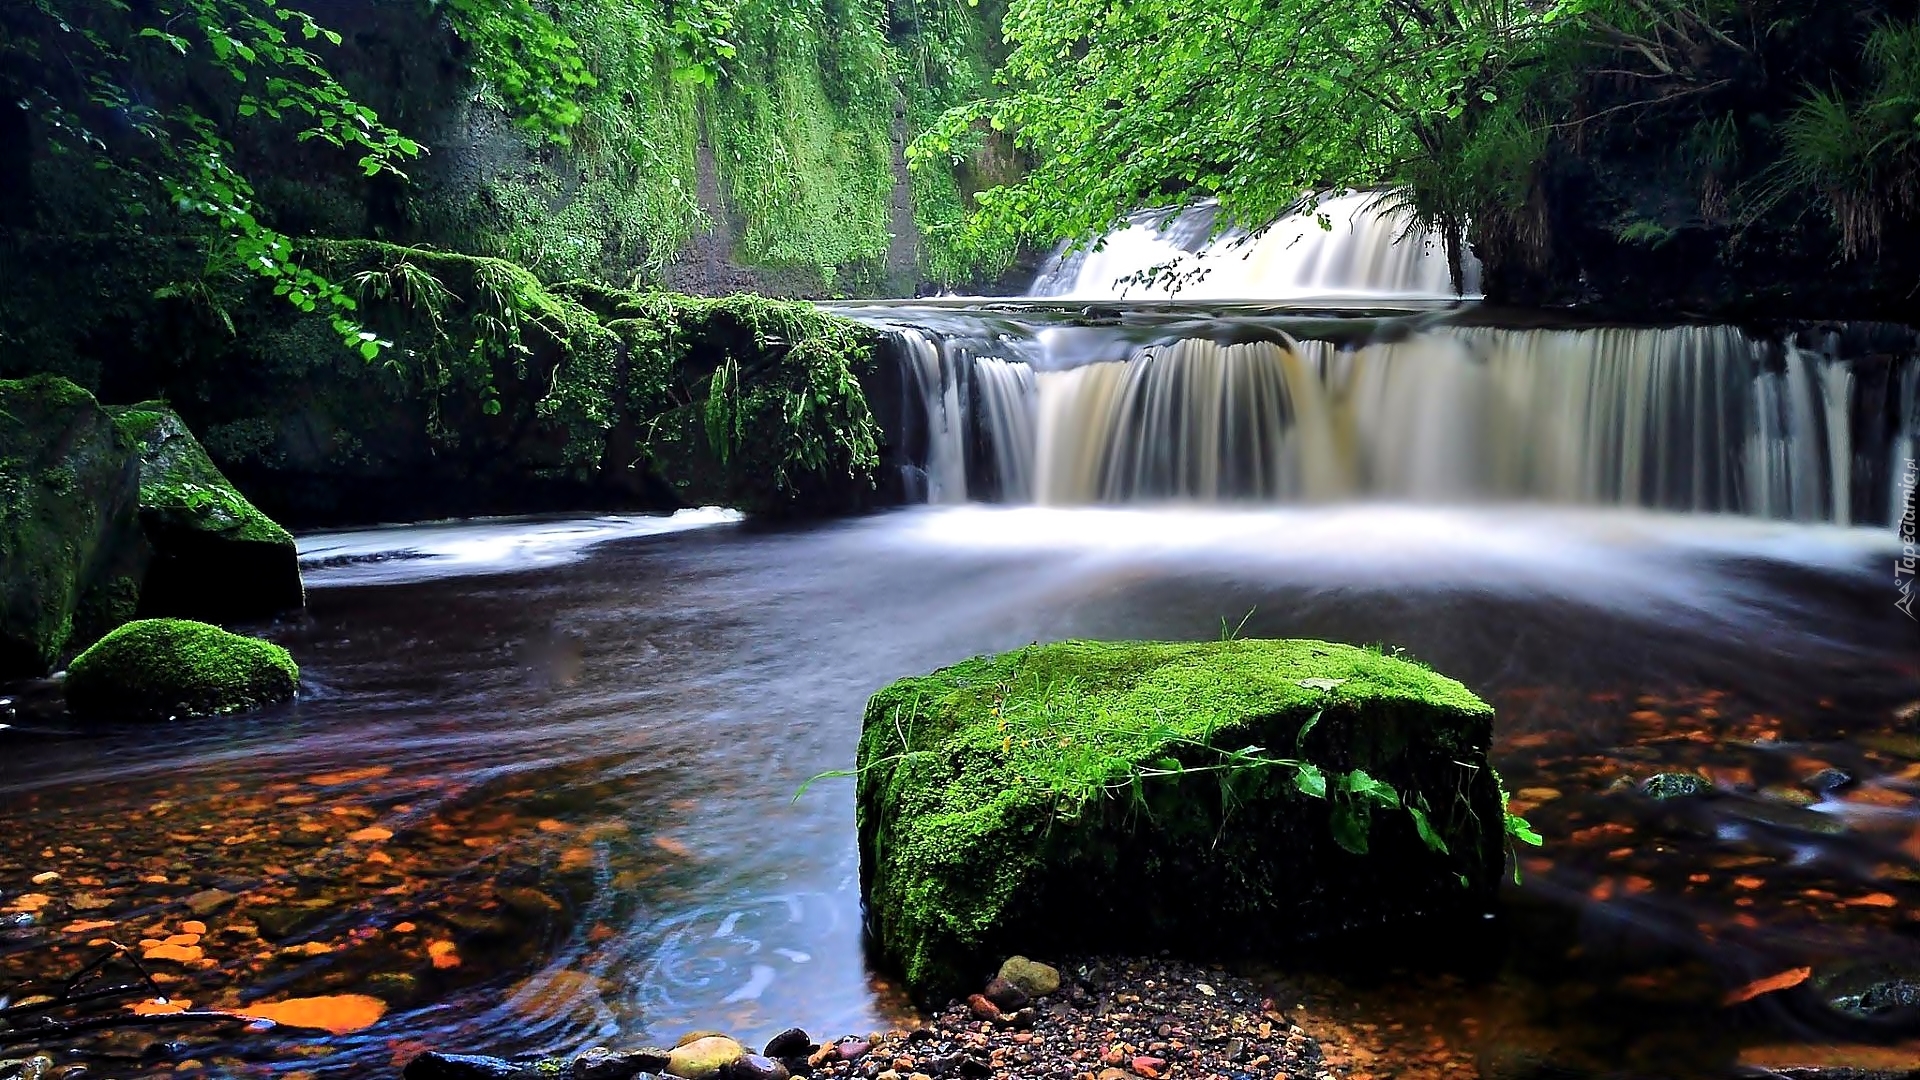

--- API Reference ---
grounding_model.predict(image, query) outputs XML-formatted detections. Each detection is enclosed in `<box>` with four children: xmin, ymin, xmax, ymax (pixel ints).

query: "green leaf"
<box><xmin>1292</xmin><ymin>763</ymin><xmax>1326</xmax><ymax>799</ymax></box>
<box><xmin>358</xmin><ymin>340</ymin><xmax>379</xmax><ymax>360</ymax></box>
<box><xmin>1506</xmin><ymin>812</ymin><xmax>1543</xmax><ymax>847</ymax></box>
<box><xmin>1294</xmin><ymin>708</ymin><xmax>1321</xmax><ymax>751</ymax></box>
<box><xmin>1342</xmin><ymin>768</ymin><xmax>1401</xmax><ymax>808</ymax></box>
<box><xmin>1407</xmin><ymin>804</ymin><xmax>1449</xmax><ymax>854</ymax></box>
<box><xmin>1330</xmin><ymin>804</ymin><xmax>1369</xmax><ymax>855</ymax></box>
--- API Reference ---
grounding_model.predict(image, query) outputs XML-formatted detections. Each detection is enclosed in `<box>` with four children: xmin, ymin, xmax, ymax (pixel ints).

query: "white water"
<box><xmin>1029</xmin><ymin>192</ymin><xmax>1479</xmax><ymax>300</ymax></box>
<box><xmin>891</xmin><ymin>322</ymin><xmax>1918</xmax><ymax>525</ymax></box>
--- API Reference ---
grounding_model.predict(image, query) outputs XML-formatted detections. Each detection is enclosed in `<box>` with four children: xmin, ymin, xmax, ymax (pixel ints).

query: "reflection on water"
<box><xmin>1</xmin><ymin>505</ymin><xmax>1915</xmax><ymax>1077</ymax></box>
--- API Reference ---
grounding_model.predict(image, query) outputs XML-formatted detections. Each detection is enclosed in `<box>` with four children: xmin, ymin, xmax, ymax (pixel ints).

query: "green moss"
<box><xmin>1</xmin><ymin>374</ymin><xmax>145</xmax><ymax>677</ymax></box>
<box><xmin>109</xmin><ymin>402</ymin><xmax>292</xmax><ymax>546</ymax></box>
<box><xmin>856</xmin><ymin>639</ymin><xmax>1507</xmax><ymax>1000</ymax></box>
<box><xmin>64</xmin><ymin>618</ymin><xmax>299</xmax><ymax>722</ymax></box>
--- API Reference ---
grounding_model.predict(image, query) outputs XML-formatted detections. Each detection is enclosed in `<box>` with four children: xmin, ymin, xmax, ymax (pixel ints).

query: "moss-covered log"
<box><xmin>856</xmin><ymin>639</ymin><xmax>1508</xmax><ymax>1002</ymax></box>
<box><xmin>64</xmin><ymin>618</ymin><xmax>299</xmax><ymax>722</ymax></box>
<box><xmin>109</xmin><ymin>402</ymin><xmax>304</xmax><ymax>621</ymax></box>
<box><xmin>0</xmin><ymin>375</ymin><xmax>147</xmax><ymax>678</ymax></box>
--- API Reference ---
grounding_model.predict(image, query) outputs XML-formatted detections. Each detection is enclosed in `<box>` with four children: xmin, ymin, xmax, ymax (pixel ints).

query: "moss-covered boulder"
<box><xmin>0</xmin><ymin>375</ymin><xmax>148</xmax><ymax>679</ymax></box>
<box><xmin>856</xmin><ymin>639</ymin><xmax>1508</xmax><ymax>1001</ymax></box>
<box><xmin>108</xmin><ymin>402</ymin><xmax>304</xmax><ymax>620</ymax></box>
<box><xmin>64</xmin><ymin>618</ymin><xmax>299</xmax><ymax>721</ymax></box>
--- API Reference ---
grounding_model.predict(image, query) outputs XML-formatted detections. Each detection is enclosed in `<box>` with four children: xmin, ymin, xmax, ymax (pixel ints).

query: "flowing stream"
<box><xmin>2</xmin><ymin>198</ymin><xmax>1918</xmax><ymax>1079</ymax></box>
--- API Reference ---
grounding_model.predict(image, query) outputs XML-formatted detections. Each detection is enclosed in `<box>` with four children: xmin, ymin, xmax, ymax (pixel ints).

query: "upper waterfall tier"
<box><xmin>1028</xmin><ymin>192</ymin><xmax>1480</xmax><ymax>301</ymax></box>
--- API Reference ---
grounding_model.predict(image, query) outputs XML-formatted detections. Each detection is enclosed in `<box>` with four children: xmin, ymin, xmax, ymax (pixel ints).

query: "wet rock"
<box><xmin>833</xmin><ymin>1038</ymin><xmax>869</xmax><ymax>1061</ymax></box>
<box><xmin>184</xmin><ymin>888</ymin><xmax>236</xmax><ymax>916</ymax></box>
<box><xmin>1758</xmin><ymin>784</ymin><xmax>1819</xmax><ymax>807</ymax></box>
<box><xmin>998</xmin><ymin>957</ymin><xmax>1060</xmax><ymax>997</ymax></box>
<box><xmin>1129</xmin><ymin>1056</ymin><xmax>1166</xmax><ymax>1078</ymax></box>
<box><xmin>64</xmin><ymin>618</ymin><xmax>299</xmax><ymax>722</ymax></box>
<box><xmin>574</xmin><ymin>1046</ymin><xmax>670</xmax><ymax>1080</ymax></box>
<box><xmin>763</xmin><ymin>1029</ymin><xmax>811</xmax><ymax>1058</ymax></box>
<box><xmin>106</xmin><ymin>401</ymin><xmax>304</xmax><ymax>621</ymax></box>
<box><xmin>0</xmin><ymin>374</ymin><xmax>147</xmax><ymax>680</ymax></box>
<box><xmin>667</xmin><ymin>1035</ymin><xmax>747</xmax><ymax>1080</ymax></box>
<box><xmin>967</xmin><ymin>994</ymin><xmax>1002</xmax><ymax>1022</ymax></box>
<box><xmin>1802</xmin><ymin>768</ymin><xmax>1855</xmax><ymax>794</ymax></box>
<box><xmin>402</xmin><ymin>1052</ymin><xmax>527</xmax><ymax>1080</ymax></box>
<box><xmin>723</xmin><ymin>1054</ymin><xmax>790</xmax><ymax>1080</ymax></box>
<box><xmin>982</xmin><ymin>975</ymin><xmax>1028</xmax><ymax>1011</ymax></box>
<box><xmin>1642</xmin><ymin>773</ymin><xmax>1712</xmax><ymax>800</ymax></box>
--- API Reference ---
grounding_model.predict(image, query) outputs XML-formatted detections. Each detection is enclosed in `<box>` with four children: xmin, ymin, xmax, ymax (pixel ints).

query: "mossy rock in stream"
<box><xmin>108</xmin><ymin>402</ymin><xmax>305</xmax><ymax>620</ymax></box>
<box><xmin>0</xmin><ymin>375</ymin><xmax>149</xmax><ymax>679</ymax></box>
<box><xmin>65</xmin><ymin>618</ymin><xmax>298</xmax><ymax>721</ymax></box>
<box><xmin>856</xmin><ymin>639</ymin><xmax>1508</xmax><ymax>1002</ymax></box>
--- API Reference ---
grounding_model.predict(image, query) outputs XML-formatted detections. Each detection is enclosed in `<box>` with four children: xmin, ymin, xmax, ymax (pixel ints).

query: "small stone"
<box><xmin>908</xmin><ymin>1073</ymin><xmax>932</xmax><ymax>1080</ymax></box>
<box><xmin>667</xmin><ymin>1036</ymin><xmax>748</xmax><ymax>1080</ymax></box>
<box><xmin>806</xmin><ymin>1046</ymin><xmax>838</xmax><ymax>1069</ymax></box>
<box><xmin>763</xmin><ymin>1028</ymin><xmax>811</xmax><ymax>1059</ymax></box>
<box><xmin>1129</xmin><ymin>1057</ymin><xmax>1165</xmax><ymax>1079</ymax></box>
<box><xmin>982</xmin><ymin>976</ymin><xmax>1029</xmax><ymax>1011</ymax></box>
<box><xmin>401</xmin><ymin>1052</ymin><xmax>526</xmax><ymax>1080</ymax></box>
<box><xmin>998</xmin><ymin>956</ymin><xmax>1061</xmax><ymax>997</ymax></box>
<box><xmin>835</xmin><ymin>1038</ymin><xmax>871</xmax><ymax>1061</ymax></box>
<box><xmin>30</xmin><ymin>872</ymin><xmax>59</xmax><ymax>885</ymax></box>
<box><xmin>1097</xmin><ymin>1070</ymin><xmax>1129</xmax><ymax>1080</ymax></box>
<box><xmin>723</xmin><ymin>1054</ymin><xmax>790</xmax><ymax>1080</ymax></box>
<box><xmin>1225</xmin><ymin>1038</ymin><xmax>1246</xmax><ymax>1062</ymax></box>
<box><xmin>1802</xmin><ymin>768</ymin><xmax>1855</xmax><ymax>794</ymax></box>
<box><xmin>573</xmin><ymin>1046</ymin><xmax>670</xmax><ymax>1080</ymax></box>
<box><xmin>1642</xmin><ymin>773</ymin><xmax>1711</xmax><ymax>800</ymax></box>
<box><xmin>966</xmin><ymin>994</ymin><xmax>1001</xmax><ymax>1022</ymax></box>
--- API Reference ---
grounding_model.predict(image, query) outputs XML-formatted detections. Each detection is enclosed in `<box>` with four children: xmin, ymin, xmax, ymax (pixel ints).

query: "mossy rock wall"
<box><xmin>109</xmin><ymin>402</ymin><xmax>305</xmax><ymax>621</ymax></box>
<box><xmin>856</xmin><ymin>639</ymin><xmax>1508</xmax><ymax>1002</ymax></box>
<box><xmin>1</xmin><ymin>236</ymin><xmax>902</xmax><ymax>526</ymax></box>
<box><xmin>0</xmin><ymin>375</ymin><xmax>148</xmax><ymax>679</ymax></box>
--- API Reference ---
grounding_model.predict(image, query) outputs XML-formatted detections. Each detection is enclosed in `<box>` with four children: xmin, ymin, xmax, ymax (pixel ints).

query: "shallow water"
<box><xmin>2</xmin><ymin>505</ymin><xmax>1916</xmax><ymax>1077</ymax></box>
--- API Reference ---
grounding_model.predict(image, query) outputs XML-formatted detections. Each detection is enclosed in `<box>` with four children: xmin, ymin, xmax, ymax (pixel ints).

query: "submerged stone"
<box><xmin>0</xmin><ymin>374</ymin><xmax>148</xmax><ymax>679</ymax></box>
<box><xmin>1642</xmin><ymin>773</ymin><xmax>1713</xmax><ymax>800</ymax></box>
<box><xmin>109</xmin><ymin>401</ymin><xmax>303</xmax><ymax>620</ymax></box>
<box><xmin>63</xmin><ymin>618</ymin><xmax>298</xmax><ymax>722</ymax></box>
<box><xmin>856</xmin><ymin>639</ymin><xmax>1506</xmax><ymax>1001</ymax></box>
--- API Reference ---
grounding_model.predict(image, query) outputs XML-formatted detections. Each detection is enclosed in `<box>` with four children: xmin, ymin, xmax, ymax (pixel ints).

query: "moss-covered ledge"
<box><xmin>110</xmin><ymin>402</ymin><xmax>305</xmax><ymax>620</ymax></box>
<box><xmin>65</xmin><ymin>618</ymin><xmax>299</xmax><ymax>722</ymax></box>
<box><xmin>855</xmin><ymin>639</ymin><xmax>1509</xmax><ymax>1002</ymax></box>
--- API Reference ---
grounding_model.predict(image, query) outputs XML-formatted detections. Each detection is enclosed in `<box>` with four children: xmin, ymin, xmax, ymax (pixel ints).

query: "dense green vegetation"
<box><xmin>923</xmin><ymin>0</ymin><xmax>1920</xmax><ymax>314</ymax></box>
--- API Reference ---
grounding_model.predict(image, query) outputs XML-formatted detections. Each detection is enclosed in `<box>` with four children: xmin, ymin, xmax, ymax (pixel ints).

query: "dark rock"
<box><xmin>401</xmin><ymin>1052</ymin><xmax>527</xmax><ymax>1080</ymax></box>
<box><xmin>763</xmin><ymin>1029</ymin><xmax>812</xmax><ymax>1059</ymax></box>
<box><xmin>1642</xmin><ymin>773</ymin><xmax>1712</xmax><ymax>800</ymax></box>
<box><xmin>0</xmin><ymin>374</ymin><xmax>148</xmax><ymax>680</ymax></box>
<box><xmin>723</xmin><ymin>1054</ymin><xmax>790</xmax><ymax>1080</ymax></box>
<box><xmin>982</xmin><ymin>976</ymin><xmax>1028</xmax><ymax>1011</ymax></box>
<box><xmin>107</xmin><ymin>402</ymin><xmax>303</xmax><ymax>621</ymax></box>
<box><xmin>957</xmin><ymin>1058</ymin><xmax>991</xmax><ymax>1079</ymax></box>
<box><xmin>1802</xmin><ymin>768</ymin><xmax>1855</xmax><ymax>794</ymax></box>
<box><xmin>573</xmin><ymin>1047</ymin><xmax>667</xmax><ymax>1080</ymax></box>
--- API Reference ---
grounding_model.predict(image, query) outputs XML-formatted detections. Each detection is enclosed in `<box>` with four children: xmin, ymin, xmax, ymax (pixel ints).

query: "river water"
<box><xmin>3</xmin><ymin>503</ymin><xmax>1916</xmax><ymax>1078</ymax></box>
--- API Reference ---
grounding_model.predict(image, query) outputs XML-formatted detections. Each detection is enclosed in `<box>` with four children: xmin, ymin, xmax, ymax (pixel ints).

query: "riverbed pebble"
<box><xmin>805</xmin><ymin>956</ymin><xmax>1337</xmax><ymax>1080</ymax></box>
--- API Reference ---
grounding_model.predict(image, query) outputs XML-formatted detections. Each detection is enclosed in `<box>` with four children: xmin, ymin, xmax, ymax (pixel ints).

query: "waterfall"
<box><xmin>885</xmin><ymin>320</ymin><xmax>1920</xmax><ymax>526</ymax></box>
<box><xmin>1029</xmin><ymin>192</ymin><xmax>1479</xmax><ymax>301</ymax></box>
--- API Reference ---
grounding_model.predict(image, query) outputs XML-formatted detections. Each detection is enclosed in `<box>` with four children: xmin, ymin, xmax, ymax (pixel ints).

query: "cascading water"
<box><xmin>837</xmin><ymin>189</ymin><xmax>1918</xmax><ymax>527</ymax></box>
<box><xmin>1029</xmin><ymin>191</ymin><xmax>1480</xmax><ymax>300</ymax></box>
<box><xmin>874</xmin><ymin>321</ymin><xmax>1917</xmax><ymax>524</ymax></box>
